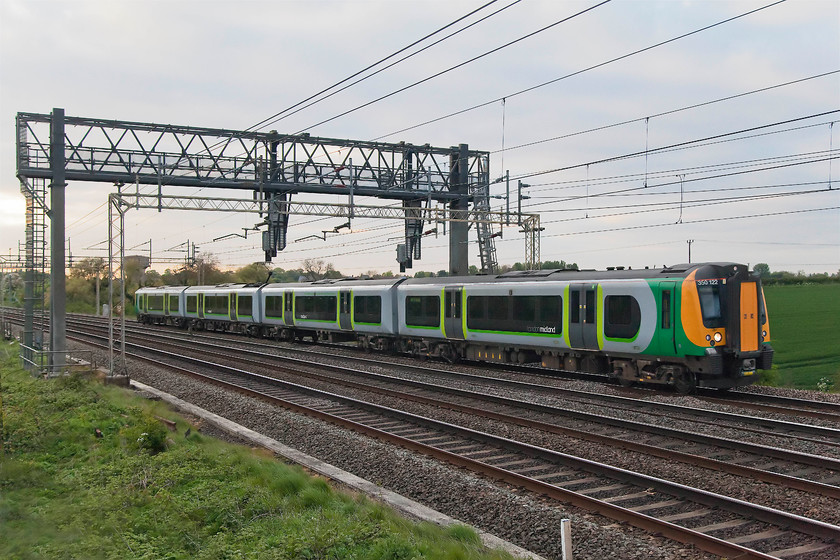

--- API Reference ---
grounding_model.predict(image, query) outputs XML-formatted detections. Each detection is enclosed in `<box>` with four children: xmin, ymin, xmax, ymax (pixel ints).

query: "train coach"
<box><xmin>135</xmin><ymin>262</ymin><xmax>773</xmax><ymax>393</ymax></box>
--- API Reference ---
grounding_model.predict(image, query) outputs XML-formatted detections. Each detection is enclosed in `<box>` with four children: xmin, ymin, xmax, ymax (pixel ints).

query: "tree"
<box><xmin>301</xmin><ymin>258</ymin><xmax>339</xmax><ymax>280</ymax></box>
<box><xmin>124</xmin><ymin>255</ymin><xmax>150</xmax><ymax>294</ymax></box>
<box><xmin>70</xmin><ymin>257</ymin><xmax>106</xmax><ymax>280</ymax></box>
<box><xmin>236</xmin><ymin>262</ymin><xmax>270</xmax><ymax>284</ymax></box>
<box><xmin>754</xmin><ymin>263</ymin><xmax>770</xmax><ymax>278</ymax></box>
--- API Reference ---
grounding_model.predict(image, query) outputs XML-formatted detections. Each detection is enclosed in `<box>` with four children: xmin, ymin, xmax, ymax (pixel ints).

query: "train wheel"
<box><xmin>618</xmin><ymin>377</ymin><xmax>634</xmax><ymax>388</ymax></box>
<box><xmin>673</xmin><ymin>370</ymin><xmax>697</xmax><ymax>395</ymax></box>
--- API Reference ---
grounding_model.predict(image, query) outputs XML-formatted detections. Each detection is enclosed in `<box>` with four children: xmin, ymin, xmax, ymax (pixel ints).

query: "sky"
<box><xmin>1</xmin><ymin>0</ymin><xmax>838</xmax><ymax>277</ymax></box>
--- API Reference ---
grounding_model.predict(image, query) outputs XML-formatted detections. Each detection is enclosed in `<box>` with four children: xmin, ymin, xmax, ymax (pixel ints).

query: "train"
<box><xmin>134</xmin><ymin>262</ymin><xmax>774</xmax><ymax>393</ymax></box>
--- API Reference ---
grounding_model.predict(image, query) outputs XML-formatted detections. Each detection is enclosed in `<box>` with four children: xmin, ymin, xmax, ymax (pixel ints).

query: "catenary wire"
<box><xmin>297</xmin><ymin>1</ymin><xmax>613</xmax><ymax>134</ymax></box>
<box><xmin>372</xmin><ymin>0</ymin><xmax>789</xmax><ymax>141</ymax></box>
<box><xmin>252</xmin><ymin>0</ymin><xmax>524</xmax><ymax>132</ymax></box>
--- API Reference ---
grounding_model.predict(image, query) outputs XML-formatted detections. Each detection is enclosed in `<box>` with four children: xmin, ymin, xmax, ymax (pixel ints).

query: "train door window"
<box><xmin>169</xmin><ymin>295</ymin><xmax>179</xmax><ymax>313</ymax></box>
<box><xmin>570</xmin><ymin>290</ymin><xmax>581</xmax><ymax>323</ymax></box>
<box><xmin>340</xmin><ymin>292</ymin><xmax>351</xmax><ymax>314</ymax></box>
<box><xmin>661</xmin><ymin>291</ymin><xmax>671</xmax><ymax>329</ymax></box>
<box><xmin>585</xmin><ymin>290</ymin><xmax>596</xmax><ymax>324</ymax></box>
<box><xmin>285</xmin><ymin>293</ymin><xmax>293</xmax><ymax>313</ymax></box>
<box><xmin>445</xmin><ymin>291</ymin><xmax>461</xmax><ymax>319</ymax></box>
<box><xmin>186</xmin><ymin>295</ymin><xmax>197</xmax><ymax>314</ymax></box>
<box><xmin>135</xmin><ymin>294</ymin><xmax>143</xmax><ymax>312</ymax></box>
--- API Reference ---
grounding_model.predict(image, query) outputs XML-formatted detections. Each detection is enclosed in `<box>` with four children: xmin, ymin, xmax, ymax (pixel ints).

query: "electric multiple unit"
<box><xmin>136</xmin><ymin>262</ymin><xmax>773</xmax><ymax>393</ymax></box>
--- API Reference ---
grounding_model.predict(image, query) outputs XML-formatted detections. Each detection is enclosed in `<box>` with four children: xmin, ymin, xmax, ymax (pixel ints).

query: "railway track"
<box><xmin>9</xmin><ymin>308</ymin><xmax>840</xmax><ymax>421</ymax></box>
<box><xmin>8</xmin><ymin>311</ymin><xmax>840</xmax><ymax>558</ymax></box>
<box><xmin>121</xmin><ymin>327</ymin><xmax>840</xmax><ymax>500</ymax></box>
<box><xmin>46</xmin><ymin>317</ymin><xmax>840</xmax><ymax>559</ymax></box>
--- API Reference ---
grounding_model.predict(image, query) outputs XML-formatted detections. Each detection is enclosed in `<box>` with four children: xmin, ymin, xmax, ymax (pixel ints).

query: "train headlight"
<box><xmin>762</xmin><ymin>330</ymin><xmax>767</xmax><ymax>338</ymax></box>
<box><xmin>713</xmin><ymin>332</ymin><xmax>723</xmax><ymax>343</ymax></box>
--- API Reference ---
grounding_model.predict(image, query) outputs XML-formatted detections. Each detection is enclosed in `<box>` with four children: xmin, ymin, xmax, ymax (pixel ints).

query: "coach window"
<box><xmin>205</xmin><ymin>295</ymin><xmax>228</xmax><ymax>315</ymax></box>
<box><xmin>512</xmin><ymin>296</ymin><xmax>536</xmax><ymax>323</ymax></box>
<box><xmin>467</xmin><ymin>296</ymin><xmax>485</xmax><ymax>324</ymax></box>
<box><xmin>148</xmin><ymin>295</ymin><xmax>163</xmax><ymax>312</ymax></box>
<box><xmin>315</xmin><ymin>295</ymin><xmax>337</xmax><ymax>321</ymax></box>
<box><xmin>265</xmin><ymin>295</ymin><xmax>283</xmax><ymax>319</ymax></box>
<box><xmin>186</xmin><ymin>295</ymin><xmax>197</xmax><ymax>314</ymax></box>
<box><xmin>538</xmin><ymin>296</ymin><xmax>562</xmax><ymax>332</ymax></box>
<box><xmin>604</xmin><ymin>295</ymin><xmax>641</xmax><ymax>339</ymax></box>
<box><xmin>169</xmin><ymin>295</ymin><xmax>179</xmax><ymax>313</ymax></box>
<box><xmin>405</xmin><ymin>295</ymin><xmax>440</xmax><ymax>328</ymax></box>
<box><xmin>295</xmin><ymin>295</ymin><xmax>337</xmax><ymax>321</ymax></box>
<box><xmin>238</xmin><ymin>295</ymin><xmax>253</xmax><ymax>318</ymax></box>
<box><xmin>354</xmin><ymin>295</ymin><xmax>382</xmax><ymax>324</ymax></box>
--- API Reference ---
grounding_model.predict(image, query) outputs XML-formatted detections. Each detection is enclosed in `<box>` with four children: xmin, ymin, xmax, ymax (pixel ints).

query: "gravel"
<box><xmin>62</xmin><ymin>330</ymin><xmax>840</xmax><ymax>560</ymax></box>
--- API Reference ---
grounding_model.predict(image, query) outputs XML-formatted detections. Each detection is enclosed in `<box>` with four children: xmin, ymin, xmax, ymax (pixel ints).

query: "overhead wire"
<box><xmin>521</xmin><ymin>149</ymin><xmax>839</xmax><ymax>193</ymax></box>
<box><xmin>297</xmin><ymin>0</ymin><xmax>613</xmax><ymax>134</ymax></box>
<box><xmin>511</xmin><ymin>111</ymin><xmax>840</xmax><ymax>182</ymax></box>
<box><xmin>372</xmin><ymin>0</ymin><xmax>790</xmax><ymax>141</ymax></box>
<box><xmin>519</xmin><ymin>153</ymin><xmax>838</xmax><ymax>208</ymax></box>
<box><xmin>251</xmin><ymin>0</ymin><xmax>524</xmax><ymax>132</ymax></box>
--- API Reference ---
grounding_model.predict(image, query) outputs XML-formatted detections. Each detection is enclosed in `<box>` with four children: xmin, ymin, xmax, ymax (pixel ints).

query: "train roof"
<box><xmin>136</xmin><ymin>263</ymin><xmax>750</xmax><ymax>292</ymax></box>
<box><xmin>402</xmin><ymin>263</ymin><xmax>746</xmax><ymax>285</ymax></box>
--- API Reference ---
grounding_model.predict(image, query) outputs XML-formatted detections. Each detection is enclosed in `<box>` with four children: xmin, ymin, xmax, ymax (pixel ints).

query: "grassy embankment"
<box><xmin>0</xmin><ymin>343</ymin><xmax>512</xmax><ymax>560</ymax></box>
<box><xmin>762</xmin><ymin>284</ymin><xmax>840</xmax><ymax>390</ymax></box>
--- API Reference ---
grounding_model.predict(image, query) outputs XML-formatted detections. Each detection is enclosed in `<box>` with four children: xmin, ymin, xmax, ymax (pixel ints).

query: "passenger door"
<box><xmin>658</xmin><ymin>282</ymin><xmax>677</xmax><ymax>354</ymax></box>
<box><xmin>284</xmin><ymin>291</ymin><xmax>295</xmax><ymax>326</ymax></box>
<box><xmin>568</xmin><ymin>284</ymin><xmax>598</xmax><ymax>350</ymax></box>
<box><xmin>339</xmin><ymin>290</ymin><xmax>352</xmax><ymax>330</ymax></box>
<box><xmin>444</xmin><ymin>286</ymin><xmax>465</xmax><ymax>340</ymax></box>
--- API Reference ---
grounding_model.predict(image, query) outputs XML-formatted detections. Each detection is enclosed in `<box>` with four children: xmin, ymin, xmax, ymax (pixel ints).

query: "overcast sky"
<box><xmin>1</xmin><ymin>0</ymin><xmax>838</xmax><ymax>276</ymax></box>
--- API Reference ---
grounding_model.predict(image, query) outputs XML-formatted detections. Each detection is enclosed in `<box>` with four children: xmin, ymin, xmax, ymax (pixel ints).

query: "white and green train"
<box><xmin>135</xmin><ymin>262</ymin><xmax>773</xmax><ymax>393</ymax></box>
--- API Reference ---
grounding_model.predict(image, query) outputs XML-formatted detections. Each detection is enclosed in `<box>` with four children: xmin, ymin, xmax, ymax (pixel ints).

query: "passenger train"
<box><xmin>135</xmin><ymin>262</ymin><xmax>774</xmax><ymax>393</ymax></box>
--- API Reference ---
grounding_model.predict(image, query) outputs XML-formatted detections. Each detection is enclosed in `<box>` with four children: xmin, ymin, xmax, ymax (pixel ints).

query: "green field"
<box><xmin>762</xmin><ymin>284</ymin><xmax>840</xmax><ymax>390</ymax></box>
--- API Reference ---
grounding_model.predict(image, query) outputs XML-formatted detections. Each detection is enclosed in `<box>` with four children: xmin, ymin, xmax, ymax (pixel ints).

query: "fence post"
<box><xmin>561</xmin><ymin>519</ymin><xmax>573</xmax><ymax>560</ymax></box>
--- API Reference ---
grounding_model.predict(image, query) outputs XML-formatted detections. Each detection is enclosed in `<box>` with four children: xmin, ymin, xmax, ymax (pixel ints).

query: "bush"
<box><xmin>121</xmin><ymin>414</ymin><xmax>169</xmax><ymax>454</ymax></box>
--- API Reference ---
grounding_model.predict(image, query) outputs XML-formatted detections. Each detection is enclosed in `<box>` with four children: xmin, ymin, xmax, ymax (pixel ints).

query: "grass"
<box><xmin>0</xmin><ymin>343</ymin><xmax>512</xmax><ymax>560</ymax></box>
<box><xmin>762</xmin><ymin>284</ymin><xmax>840</xmax><ymax>391</ymax></box>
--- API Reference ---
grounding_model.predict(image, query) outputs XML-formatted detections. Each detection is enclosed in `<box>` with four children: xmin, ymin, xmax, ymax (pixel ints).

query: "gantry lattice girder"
<box><xmin>110</xmin><ymin>192</ymin><xmax>539</xmax><ymax>227</ymax></box>
<box><xmin>16</xmin><ymin>112</ymin><xmax>490</xmax><ymax>202</ymax></box>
